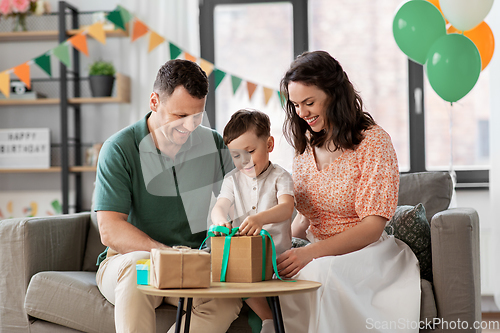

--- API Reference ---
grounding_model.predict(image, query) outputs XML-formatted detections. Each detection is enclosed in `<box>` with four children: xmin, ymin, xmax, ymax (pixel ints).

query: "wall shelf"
<box><xmin>0</xmin><ymin>166</ymin><xmax>97</xmax><ymax>173</ymax></box>
<box><xmin>0</xmin><ymin>3</ymin><xmax>129</xmax><ymax>213</ymax></box>
<box><xmin>0</xmin><ymin>73</ymin><xmax>130</xmax><ymax>106</ymax></box>
<box><xmin>0</xmin><ymin>26</ymin><xmax>128</xmax><ymax>42</ymax></box>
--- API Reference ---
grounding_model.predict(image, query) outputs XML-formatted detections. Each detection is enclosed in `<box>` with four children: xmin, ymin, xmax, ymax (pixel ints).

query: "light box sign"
<box><xmin>0</xmin><ymin>128</ymin><xmax>50</xmax><ymax>169</ymax></box>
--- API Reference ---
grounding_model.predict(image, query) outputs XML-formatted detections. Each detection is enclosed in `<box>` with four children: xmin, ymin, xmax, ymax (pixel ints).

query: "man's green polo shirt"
<box><xmin>94</xmin><ymin>112</ymin><xmax>233</xmax><ymax>265</ymax></box>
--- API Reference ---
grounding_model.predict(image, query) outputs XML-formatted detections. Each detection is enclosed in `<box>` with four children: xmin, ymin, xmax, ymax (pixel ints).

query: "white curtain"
<box><xmin>117</xmin><ymin>0</ymin><xmax>200</xmax><ymax>124</ymax></box>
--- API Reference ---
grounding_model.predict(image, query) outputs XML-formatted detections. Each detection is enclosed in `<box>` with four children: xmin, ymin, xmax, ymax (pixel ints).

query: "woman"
<box><xmin>276</xmin><ymin>51</ymin><xmax>420</xmax><ymax>332</ymax></box>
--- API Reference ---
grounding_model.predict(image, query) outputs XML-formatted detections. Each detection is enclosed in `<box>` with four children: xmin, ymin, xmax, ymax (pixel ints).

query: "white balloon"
<box><xmin>440</xmin><ymin>0</ymin><xmax>494</xmax><ymax>31</ymax></box>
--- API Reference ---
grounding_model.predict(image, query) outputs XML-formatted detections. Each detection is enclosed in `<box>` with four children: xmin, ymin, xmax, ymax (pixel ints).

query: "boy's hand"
<box><xmin>239</xmin><ymin>216</ymin><xmax>264</xmax><ymax>236</ymax></box>
<box><xmin>211</xmin><ymin>221</ymin><xmax>232</xmax><ymax>235</ymax></box>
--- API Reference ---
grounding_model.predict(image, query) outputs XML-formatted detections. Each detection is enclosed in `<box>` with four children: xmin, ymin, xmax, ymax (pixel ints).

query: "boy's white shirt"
<box><xmin>218</xmin><ymin>162</ymin><xmax>294</xmax><ymax>255</ymax></box>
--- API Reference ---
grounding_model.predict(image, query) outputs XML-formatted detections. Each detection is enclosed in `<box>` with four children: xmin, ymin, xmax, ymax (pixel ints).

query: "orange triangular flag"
<box><xmin>13</xmin><ymin>63</ymin><xmax>30</xmax><ymax>89</ymax></box>
<box><xmin>0</xmin><ymin>71</ymin><xmax>10</xmax><ymax>98</ymax></box>
<box><xmin>148</xmin><ymin>31</ymin><xmax>165</xmax><ymax>53</ymax></box>
<box><xmin>184</xmin><ymin>52</ymin><xmax>197</xmax><ymax>63</ymax></box>
<box><xmin>69</xmin><ymin>33</ymin><xmax>89</xmax><ymax>56</ymax></box>
<box><xmin>131</xmin><ymin>18</ymin><xmax>149</xmax><ymax>42</ymax></box>
<box><xmin>247</xmin><ymin>82</ymin><xmax>257</xmax><ymax>100</ymax></box>
<box><xmin>199</xmin><ymin>58</ymin><xmax>214</xmax><ymax>77</ymax></box>
<box><xmin>263</xmin><ymin>87</ymin><xmax>274</xmax><ymax>105</ymax></box>
<box><xmin>87</xmin><ymin>22</ymin><xmax>106</xmax><ymax>45</ymax></box>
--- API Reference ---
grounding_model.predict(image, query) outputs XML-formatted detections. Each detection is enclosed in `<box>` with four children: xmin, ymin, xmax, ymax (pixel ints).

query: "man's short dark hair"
<box><xmin>223</xmin><ymin>109</ymin><xmax>271</xmax><ymax>145</ymax></box>
<box><xmin>153</xmin><ymin>59</ymin><xmax>209</xmax><ymax>100</ymax></box>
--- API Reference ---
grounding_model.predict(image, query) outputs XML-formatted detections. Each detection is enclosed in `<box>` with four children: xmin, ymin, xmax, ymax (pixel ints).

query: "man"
<box><xmin>94</xmin><ymin>59</ymin><xmax>242</xmax><ymax>333</ymax></box>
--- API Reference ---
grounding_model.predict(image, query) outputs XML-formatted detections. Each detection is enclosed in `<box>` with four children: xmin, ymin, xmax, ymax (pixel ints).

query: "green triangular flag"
<box><xmin>34</xmin><ymin>53</ymin><xmax>51</xmax><ymax>77</ymax></box>
<box><xmin>169</xmin><ymin>43</ymin><xmax>182</xmax><ymax>60</ymax></box>
<box><xmin>52</xmin><ymin>43</ymin><xmax>71</xmax><ymax>68</ymax></box>
<box><xmin>231</xmin><ymin>75</ymin><xmax>242</xmax><ymax>95</ymax></box>
<box><xmin>117</xmin><ymin>5</ymin><xmax>133</xmax><ymax>23</ymax></box>
<box><xmin>106</xmin><ymin>10</ymin><xmax>126</xmax><ymax>31</ymax></box>
<box><xmin>277</xmin><ymin>90</ymin><xmax>286</xmax><ymax>107</ymax></box>
<box><xmin>214</xmin><ymin>69</ymin><xmax>226</xmax><ymax>90</ymax></box>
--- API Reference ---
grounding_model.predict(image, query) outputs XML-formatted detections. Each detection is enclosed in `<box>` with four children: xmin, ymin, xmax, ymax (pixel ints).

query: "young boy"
<box><xmin>211</xmin><ymin>109</ymin><xmax>294</xmax><ymax>333</ymax></box>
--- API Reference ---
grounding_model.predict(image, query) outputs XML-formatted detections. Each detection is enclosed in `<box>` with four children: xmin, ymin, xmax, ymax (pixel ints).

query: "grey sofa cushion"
<box><xmin>420</xmin><ymin>279</ymin><xmax>437</xmax><ymax>321</ymax></box>
<box><xmin>398</xmin><ymin>172</ymin><xmax>453</xmax><ymax>223</ymax></box>
<box><xmin>25</xmin><ymin>271</ymin><xmax>115</xmax><ymax>333</ymax></box>
<box><xmin>82</xmin><ymin>211</ymin><xmax>106</xmax><ymax>272</ymax></box>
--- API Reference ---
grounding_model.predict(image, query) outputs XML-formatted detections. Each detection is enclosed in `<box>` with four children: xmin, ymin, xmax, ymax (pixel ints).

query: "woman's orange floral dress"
<box><xmin>293</xmin><ymin>125</ymin><xmax>400</xmax><ymax>240</ymax></box>
<box><xmin>281</xmin><ymin>125</ymin><xmax>421</xmax><ymax>333</ymax></box>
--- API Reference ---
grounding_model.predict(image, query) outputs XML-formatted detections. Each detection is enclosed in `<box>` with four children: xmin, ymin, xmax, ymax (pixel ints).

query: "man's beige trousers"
<box><xmin>96</xmin><ymin>251</ymin><xmax>243</xmax><ymax>333</ymax></box>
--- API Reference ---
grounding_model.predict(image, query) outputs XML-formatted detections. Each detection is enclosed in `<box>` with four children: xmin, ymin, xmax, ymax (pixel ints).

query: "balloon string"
<box><xmin>449</xmin><ymin>102</ymin><xmax>457</xmax><ymax>189</ymax></box>
<box><xmin>449</xmin><ymin>102</ymin><xmax>453</xmax><ymax>171</ymax></box>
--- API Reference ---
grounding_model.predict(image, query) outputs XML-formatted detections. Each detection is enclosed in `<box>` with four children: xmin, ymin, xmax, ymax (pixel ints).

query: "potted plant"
<box><xmin>88</xmin><ymin>60</ymin><xmax>116</xmax><ymax>97</ymax></box>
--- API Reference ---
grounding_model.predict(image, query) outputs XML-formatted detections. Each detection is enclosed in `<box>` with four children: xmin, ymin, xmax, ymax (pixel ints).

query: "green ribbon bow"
<box><xmin>200</xmin><ymin>225</ymin><xmax>288</xmax><ymax>282</ymax></box>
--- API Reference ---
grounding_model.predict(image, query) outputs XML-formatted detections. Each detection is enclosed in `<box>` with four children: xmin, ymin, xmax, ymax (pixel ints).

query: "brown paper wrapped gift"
<box><xmin>150</xmin><ymin>246</ymin><xmax>210</xmax><ymax>289</ymax></box>
<box><xmin>211</xmin><ymin>235</ymin><xmax>274</xmax><ymax>283</ymax></box>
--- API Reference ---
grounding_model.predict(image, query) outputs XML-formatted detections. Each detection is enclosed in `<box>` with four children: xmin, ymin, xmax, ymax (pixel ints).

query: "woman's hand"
<box><xmin>277</xmin><ymin>246</ymin><xmax>314</xmax><ymax>278</ymax></box>
<box><xmin>239</xmin><ymin>216</ymin><xmax>264</xmax><ymax>236</ymax></box>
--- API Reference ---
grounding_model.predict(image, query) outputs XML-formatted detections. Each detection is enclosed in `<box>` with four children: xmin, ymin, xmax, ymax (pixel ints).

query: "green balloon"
<box><xmin>425</xmin><ymin>34</ymin><xmax>481</xmax><ymax>103</ymax></box>
<box><xmin>393</xmin><ymin>0</ymin><xmax>446</xmax><ymax>65</ymax></box>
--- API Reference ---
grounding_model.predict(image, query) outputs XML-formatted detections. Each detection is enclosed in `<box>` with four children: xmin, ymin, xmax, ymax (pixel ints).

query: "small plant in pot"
<box><xmin>88</xmin><ymin>60</ymin><xmax>116</xmax><ymax>97</ymax></box>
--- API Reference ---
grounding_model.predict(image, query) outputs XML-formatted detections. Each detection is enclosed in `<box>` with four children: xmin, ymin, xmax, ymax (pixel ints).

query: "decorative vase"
<box><xmin>13</xmin><ymin>14</ymin><xmax>28</xmax><ymax>32</ymax></box>
<box><xmin>89</xmin><ymin>75</ymin><xmax>115</xmax><ymax>97</ymax></box>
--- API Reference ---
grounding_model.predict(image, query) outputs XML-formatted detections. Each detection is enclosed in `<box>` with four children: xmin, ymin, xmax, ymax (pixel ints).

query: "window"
<box><xmin>309</xmin><ymin>0</ymin><xmax>410</xmax><ymax>171</ymax></box>
<box><xmin>200</xmin><ymin>0</ymin><xmax>308</xmax><ymax>171</ymax></box>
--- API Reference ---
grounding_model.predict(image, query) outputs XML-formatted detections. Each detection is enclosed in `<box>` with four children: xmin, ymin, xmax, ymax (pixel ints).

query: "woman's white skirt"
<box><xmin>280</xmin><ymin>233</ymin><xmax>421</xmax><ymax>333</ymax></box>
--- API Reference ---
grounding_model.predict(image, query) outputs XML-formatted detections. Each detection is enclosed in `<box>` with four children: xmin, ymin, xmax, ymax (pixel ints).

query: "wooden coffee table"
<box><xmin>138</xmin><ymin>279</ymin><xmax>321</xmax><ymax>333</ymax></box>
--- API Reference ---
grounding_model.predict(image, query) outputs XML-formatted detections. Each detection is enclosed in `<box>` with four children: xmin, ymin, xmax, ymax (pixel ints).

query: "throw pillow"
<box><xmin>385</xmin><ymin>203</ymin><xmax>432</xmax><ymax>282</ymax></box>
<box><xmin>291</xmin><ymin>237</ymin><xmax>310</xmax><ymax>248</ymax></box>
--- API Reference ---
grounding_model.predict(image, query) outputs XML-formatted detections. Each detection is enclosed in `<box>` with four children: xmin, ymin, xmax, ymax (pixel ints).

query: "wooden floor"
<box><xmin>481</xmin><ymin>313</ymin><xmax>500</xmax><ymax>332</ymax></box>
<box><xmin>482</xmin><ymin>296</ymin><xmax>500</xmax><ymax>332</ymax></box>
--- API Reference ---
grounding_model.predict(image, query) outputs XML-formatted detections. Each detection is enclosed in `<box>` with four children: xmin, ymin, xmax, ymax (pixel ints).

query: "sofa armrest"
<box><xmin>430</xmin><ymin>208</ymin><xmax>480</xmax><ymax>332</ymax></box>
<box><xmin>0</xmin><ymin>213</ymin><xmax>90</xmax><ymax>333</ymax></box>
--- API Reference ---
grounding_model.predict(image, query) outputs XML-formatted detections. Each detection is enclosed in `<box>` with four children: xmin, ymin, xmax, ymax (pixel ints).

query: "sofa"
<box><xmin>0</xmin><ymin>171</ymin><xmax>480</xmax><ymax>333</ymax></box>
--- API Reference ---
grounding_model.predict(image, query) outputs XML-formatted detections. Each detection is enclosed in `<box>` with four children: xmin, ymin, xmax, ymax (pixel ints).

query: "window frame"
<box><xmin>199</xmin><ymin>0</ymin><xmax>308</xmax><ymax>128</ymax></box>
<box><xmin>199</xmin><ymin>0</ymin><xmax>489</xmax><ymax>188</ymax></box>
<box><xmin>408</xmin><ymin>61</ymin><xmax>489</xmax><ymax>188</ymax></box>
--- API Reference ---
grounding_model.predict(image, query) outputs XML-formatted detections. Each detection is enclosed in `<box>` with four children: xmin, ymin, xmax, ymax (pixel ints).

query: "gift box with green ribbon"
<box><xmin>203</xmin><ymin>226</ymin><xmax>281</xmax><ymax>283</ymax></box>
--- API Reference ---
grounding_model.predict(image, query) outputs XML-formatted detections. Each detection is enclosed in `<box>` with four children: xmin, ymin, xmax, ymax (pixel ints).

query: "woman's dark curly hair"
<box><xmin>280</xmin><ymin>50</ymin><xmax>375</xmax><ymax>155</ymax></box>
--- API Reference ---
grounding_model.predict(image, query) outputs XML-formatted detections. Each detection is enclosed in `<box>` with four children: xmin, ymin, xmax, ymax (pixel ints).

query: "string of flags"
<box><xmin>0</xmin><ymin>5</ymin><xmax>283</xmax><ymax>106</ymax></box>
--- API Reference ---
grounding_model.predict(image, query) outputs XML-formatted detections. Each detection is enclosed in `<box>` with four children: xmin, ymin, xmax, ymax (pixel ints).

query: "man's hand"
<box><xmin>239</xmin><ymin>215</ymin><xmax>264</xmax><ymax>236</ymax></box>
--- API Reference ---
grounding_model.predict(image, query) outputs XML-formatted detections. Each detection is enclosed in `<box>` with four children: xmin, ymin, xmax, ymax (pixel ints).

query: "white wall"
<box><xmin>487</xmin><ymin>0</ymin><xmax>500</xmax><ymax>305</ymax></box>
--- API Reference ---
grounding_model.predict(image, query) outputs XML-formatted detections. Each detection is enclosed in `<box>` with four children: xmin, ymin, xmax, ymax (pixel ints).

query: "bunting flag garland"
<box><xmin>34</xmin><ymin>54</ymin><xmax>51</xmax><ymax>77</ymax></box>
<box><xmin>117</xmin><ymin>5</ymin><xmax>133</xmax><ymax>24</ymax></box>
<box><xmin>69</xmin><ymin>33</ymin><xmax>89</xmax><ymax>56</ymax></box>
<box><xmin>0</xmin><ymin>5</ymin><xmax>284</xmax><ymax>105</ymax></box>
<box><xmin>214</xmin><ymin>69</ymin><xmax>226</xmax><ymax>90</ymax></box>
<box><xmin>277</xmin><ymin>91</ymin><xmax>286</xmax><ymax>107</ymax></box>
<box><xmin>0</xmin><ymin>71</ymin><xmax>10</xmax><ymax>98</ymax></box>
<box><xmin>199</xmin><ymin>58</ymin><xmax>214</xmax><ymax>77</ymax></box>
<box><xmin>106</xmin><ymin>10</ymin><xmax>126</xmax><ymax>31</ymax></box>
<box><xmin>247</xmin><ymin>82</ymin><xmax>257</xmax><ymax>100</ymax></box>
<box><xmin>131</xmin><ymin>18</ymin><xmax>148</xmax><ymax>42</ymax></box>
<box><xmin>13</xmin><ymin>63</ymin><xmax>31</xmax><ymax>89</ymax></box>
<box><xmin>169</xmin><ymin>42</ymin><xmax>182</xmax><ymax>60</ymax></box>
<box><xmin>263</xmin><ymin>87</ymin><xmax>274</xmax><ymax>105</ymax></box>
<box><xmin>87</xmin><ymin>22</ymin><xmax>106</xmax><ymax>45</ymax></box>
<box><xmin>231</xmin><ymin>75</ymin><xmax>242</xmax><ymax>95</ymax></box>
<box><xmin>148</xmin><ymin>31</ymin><xmax>165</xmax><ymax>53</ymax></box>
<box><xmin>184</xmin><ymin>52</ymin><xmax>197</xmax><ymax>63</ymax></box>
<box><xmin>52</xmin><ymin>43</ymin><xmax>71</xmax><ymax>68</ymax></box>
